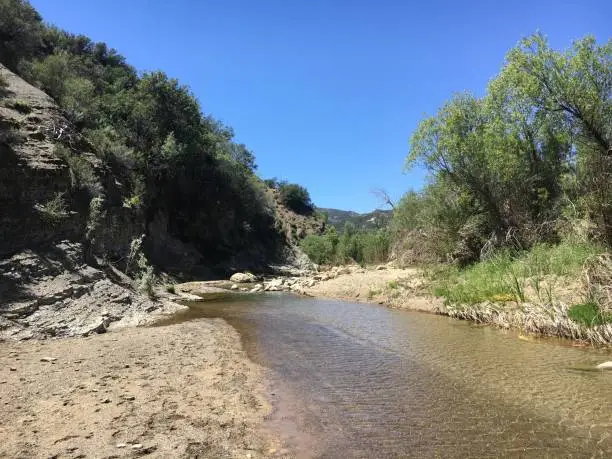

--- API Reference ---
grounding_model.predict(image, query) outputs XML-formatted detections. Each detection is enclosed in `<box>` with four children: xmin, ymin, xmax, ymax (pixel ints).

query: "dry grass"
<box><xmin>583</xmin><ymin>253</ymin><xmax>612</xmax><ymax>312</ymax></box>
<box><xmin>446</xmin><ymin>301</ymin><xmax>612</xmax><ymax>345</ymax></box>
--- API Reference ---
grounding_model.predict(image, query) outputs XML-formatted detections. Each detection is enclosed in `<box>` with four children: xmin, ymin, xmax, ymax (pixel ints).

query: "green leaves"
<box><xmin>401</xmin><ymin>32</ymin><xmax>612</xmax><ymax>262</ymax></box>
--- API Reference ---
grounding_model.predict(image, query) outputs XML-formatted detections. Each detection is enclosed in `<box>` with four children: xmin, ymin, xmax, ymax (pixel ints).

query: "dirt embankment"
<box><xmin>0</xmin><ymin>318</ymin><xmax>276</xmax><ymax>458</ymax></box>
<box><xmin>301</xmin><ymin>265</ymin><xmax>442</xmax><ymax>313</ymax></box>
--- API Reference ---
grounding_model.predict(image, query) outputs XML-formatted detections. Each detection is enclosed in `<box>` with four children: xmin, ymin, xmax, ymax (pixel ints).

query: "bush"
<box><xmin>9</xmin><ymin>100</ymin><xmax>31</xmax><ymax>113</ymax></box>
<box><xmin>300</xmin><ymin>233</ymin><xmax>335</xmax><ymax>265</ymax></box>
<box><xmin>55</xmin><ymin>144</ymin><xmax>101</xmax><ymax>195</ymax></box>
<box><xmin>568</xmin><ymin>302</ymin><xmax>612</xmax><ymax>326</ymax></box>
<box><xmin>35</xmin><ymin>192</ymin><xmax>68</xmax><ymax>223</ymax></box>
<box><xmin>263</xmin><ymin>177</ymin><xmax>279</xmax><ymax>189</ymax></box>
<box><xmin>278</xmin><ymin>182</ymin><xmax>313</xmax><ymax>215</ymax></box>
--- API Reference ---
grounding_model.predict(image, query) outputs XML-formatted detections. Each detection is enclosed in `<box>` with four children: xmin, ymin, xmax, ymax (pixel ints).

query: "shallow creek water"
<box><xmin>161</xmin><ymin>294</ymin><xmax>612</xmax><ymax>458</ymax></box>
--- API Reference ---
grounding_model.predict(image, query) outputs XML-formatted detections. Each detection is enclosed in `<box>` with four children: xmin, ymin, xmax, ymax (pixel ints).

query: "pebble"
<box><xmin>102</xmin><ymin>398</ymin><xmax>111</xmax><ymax>403</ymax></box>
<box><xmin>40</xmin><ymin>357</ymin><xmax>57</xmax><ymax>363</ymax></box>
<box><xmin>131</xmin><ymin>443</ymin><xmax>143</xmax><ymax>449</ymax></box>
<box><xmin>116</xmin><ymin>443</ymin><xmax>127</xmax><ymax>448</ymax></box>
<box><xmin>9</xmin><ymin>367</ymin><xmax>17</xmax><ymax>372</ymax></box>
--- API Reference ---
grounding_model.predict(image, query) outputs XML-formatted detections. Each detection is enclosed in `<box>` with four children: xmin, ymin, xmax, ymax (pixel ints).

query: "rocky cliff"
<box><xmin>0</xmin><ymin>64</ymin><xmax>318</xmax><ymax>340</ymax></box>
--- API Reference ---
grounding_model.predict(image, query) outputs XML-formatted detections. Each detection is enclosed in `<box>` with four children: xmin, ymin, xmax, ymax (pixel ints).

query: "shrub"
<box><xmin>55</xmin><ymin>144</ymin><xmax>101</xmax><ymax>195</ymax></box>
<box><xmin>35</xmin><ymin>192</ymin><xmax>68</xmax><ymax>223</ymax></box>
<box><xmin>10</xmin><ymin>100</ymin><xmax>31</xmax><ymax>113</ymax></box>
<box><xmin>300</xmin><ymin>233</ymin><xmax>335</xmax><ymax>265</ymax></box>
<box><xmin>568</xmin><ymin>302</ymin><xmax>612</xmax><ymax>326</ymax></box>
<box><xmin>278</xmin><ymin>182</ymin><xmax>313</xmax><ymax>215</ymax></box>
<box><xmin>165</xmin><ymin>284</ymin><xmax>175</xmax><ymax>294</ymax></box>
<box><xmin>135</xmin><ymin>253</ymin><xmax>155</xmax><ymax>298</ymax></box>
<box><xmin>86</xmin><ymin>195</ymin><xmax>105</xmax><ymax>242</ymax></box>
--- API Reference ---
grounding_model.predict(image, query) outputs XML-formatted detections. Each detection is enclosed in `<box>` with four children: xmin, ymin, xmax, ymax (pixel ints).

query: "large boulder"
<box><xmin>230</xmin><ymin>272</ymin><xmax>257</xmax><ymax>283</ymax></box>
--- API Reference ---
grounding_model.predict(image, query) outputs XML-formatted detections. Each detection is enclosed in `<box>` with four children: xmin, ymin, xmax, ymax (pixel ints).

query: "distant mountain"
<box><xmin>317</xmin><ymin>208</ymin><xmax>393</xmax><ymax>231</ymax></box>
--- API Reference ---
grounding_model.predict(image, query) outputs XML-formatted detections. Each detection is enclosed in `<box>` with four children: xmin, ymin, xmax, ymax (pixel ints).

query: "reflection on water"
<box><xmin>158</xmin><ymin>294</ymin><xmax>612</xmax><ymax>458</ymax></box>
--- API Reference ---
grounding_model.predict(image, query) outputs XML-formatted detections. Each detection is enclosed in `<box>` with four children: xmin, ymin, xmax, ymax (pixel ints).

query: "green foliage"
<box><xmin>264</xmin><ymin>177</ymin><xmax>280</xmax><ymax>189</ymax></box>
<box><xmin>135</xmin><ymin>253</ymin><xmax>155</xmax><ymax>298</ymax></box>
<box><xmin>165</xmin><ymin>284</ymin><xmax>175</xmax><ymax>294</ymax></box>
<box><xmin>55</xmin><ymin>144</ymin><xmax>101</xmax><ymax>195</ymax></box>
<box><xmin>432</xmin><ymin>242</ymin><xmax>604</xmax><ymax>305</ymax></box>
<box><xmin>278</xmin><ymin>182</ymin><xmax>314</xmax><ymax>215</ymax></box>
<box><xmin>9</xmin><ymin>100</ymin><xmax>31</xmax><ymax>113</ymax></box>
<box><xmin>301</xmin><ymin>235</ymin><xmax>333</xmax><ymax>265</ymax></box>
<box><xmin>35</xmin><ymin>192</ymin><xmax>68</xmax><ymax>223</ymax></box>
<box><xmin>0</xmin><ymin>0</ymin><xmax>282</xmax><ymax>266</ymax></box>
<box><xmin>86</xmin><ymin>195</ymin><xmax>105</xmax><ymax>242</ymax></box>
<box><xmin>568</xmin><ymin>302</ymin><xmax>612</xmax><ymax>326</ymax></box>
<box><xmin>396</xmin><ymin>33</ymin><xmax>611</xmax><ymax>266</ymax></box>
<box><xmin>0</xmin><ymin>0</ymin><xmax>43</xmax><ymax>71</ymax></box>
<box><xmin>301</xmin><ymin>226</ymin><xmax>390</xmax><ymax>266</ymax></box>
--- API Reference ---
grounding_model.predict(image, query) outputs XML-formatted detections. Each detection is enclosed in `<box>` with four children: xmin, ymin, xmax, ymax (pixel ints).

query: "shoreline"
<box><xmin>297</xmin><ymin>266</ymin><xmax>612</xmax><ymax>346</ymax></box>
<box><xmin>0</xmin><ymin>316</ymin><xmax>275</xmax><ymax>458</ymax></box>
<box><xmin>182</xmin><ymin>264</ymin><xmax>611</xmax><ymax>346</ymax></box>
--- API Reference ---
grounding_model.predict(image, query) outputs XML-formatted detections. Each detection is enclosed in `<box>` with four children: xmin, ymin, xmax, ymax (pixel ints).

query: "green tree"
<box><xmin>278</xmin><ymin>182</ymin><xmax>314</xmax><ymax>215</ymax></box>
<box><xmin>0</xmin><ymin>0</ymin><xmax>43</xmax><ymax>71</ymax></box>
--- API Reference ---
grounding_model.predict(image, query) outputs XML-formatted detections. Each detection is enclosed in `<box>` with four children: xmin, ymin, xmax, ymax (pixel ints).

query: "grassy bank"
<box><xmin>426</xmin><ymin>242</ymin><xmax>612</xmax><ymax>344</ymax></box>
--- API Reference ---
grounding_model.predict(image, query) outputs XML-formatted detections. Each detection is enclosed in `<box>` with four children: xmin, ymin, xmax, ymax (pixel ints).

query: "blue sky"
<box><xmin>30</xmin><ymin>0</ymin><xmax>610</xmax><ymax>212</ymax></box>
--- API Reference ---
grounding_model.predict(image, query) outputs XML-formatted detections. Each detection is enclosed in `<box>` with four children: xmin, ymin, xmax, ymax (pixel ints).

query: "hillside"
<box><xmin>0</xmin><ymin>61</ymin><xmax>316</xmax><ymax>339</ymax></box>
<box><xmin>319</xmin><ymin>208</ymin><xmax>393</xmax><ymax>231</ymax></box>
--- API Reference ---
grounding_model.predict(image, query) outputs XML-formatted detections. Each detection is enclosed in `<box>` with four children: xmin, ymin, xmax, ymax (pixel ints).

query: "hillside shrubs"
<box><xmin>1</xmin><ymin>0</ymin><xmax>283</xmax><ymax>267</ymax></box>
<box><xmin>278</xmin><ymin>182</ymin><xmax>314</xmax><ymax>215</ymax></box>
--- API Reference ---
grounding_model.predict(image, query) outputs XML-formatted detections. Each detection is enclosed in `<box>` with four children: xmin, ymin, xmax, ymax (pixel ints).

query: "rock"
<box><xmin>102</xmin><ymin>397</ymin><xmax>111</xmax><ymax>403</ymax></box>
<box><xmin>268</xmin><ymin>278</ymin><xmax>284</xmax><ymax>288</ymax></box>
<box><xmin>9</xmin><ymin>367</ymin><xmax>17</xmax><ymax>371</ymax></box>
<box><xmin>249</xmin><ymin>284</ymin><xmax>263</xmax><ymax>293</ymax></box>
<box><xmin>230</xmin><ymin>284</ymin><xmax>239</xmax><ymax>290</ymax></box>
<box><xmin>376</xmin><ymin>265</ymin><xmax>387</xmax><ymax>270</ymax></box>
<box><xmin>82</xmin><ymin>317</ymin><xmax>110</xmax><ymax>336</ymax></box>
<box><xmin>116</xmin><ymin>443</ymin><xmax>127</xmax><ymax>448</ymax></box>
<box><xmin>306</xmin><ymin>279</ymin><xmax>316</xmax><ymax>288</ymax></box>
<box><xmin>596</xmin><ymin>361</ymin><xmax>612</xmax><ymax>370</ymax></box>
<box><xmin>230</xmin><ymin>272</ymin><xmax>257</xmax><ymax>283</ymax></box>
<box><xmin>131</xmin><ymin>443</ymin><xmax>143</xmax><ymax>449</ymax></box>
<box><xmin>40</xmin><ymin>357</ymin><xmax>57</xmax><ymax>362</ymax></box>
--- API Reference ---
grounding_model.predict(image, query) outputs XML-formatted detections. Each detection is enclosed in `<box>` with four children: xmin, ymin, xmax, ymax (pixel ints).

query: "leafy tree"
<box><xmin>278</xmin><ymin>182</ymin><xmax>314</xmax><ymax>215</ymax></box>
<box><xmin>0</xmin><ymin>0</ymin><xmax>43</xmax><ymax>71</ymax></box>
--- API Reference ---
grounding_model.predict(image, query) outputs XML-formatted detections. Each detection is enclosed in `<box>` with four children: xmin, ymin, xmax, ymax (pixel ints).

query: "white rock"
<box><xmin>268</xmin><ymin>278</ymin><xmax>284</xmax><ymax>287</ymax></box>
<box><xmin>230</xmin><ymin>284</ymin><xmax>239</xmax><ymax>290</ymax></box>
<box><xmin>249</xmin><ymin>284</ymin><xmax>263</xmax><ymax>293</ymax></box>
<box><xmin>131</xmin><ymin>443</ymin><xmax>143</xmax><ymax>449</ymax></box>
<box><xmin>230</xmin><ymin>272</ymin><xmax>257</xmax><ymax>283</ymax></box>
<box><xmin>116</xmin><ymin>443</ymin><xmax>127</xmax><ymax>448</ymax></box>
<box><xmin>596</xmin><ymin>361</ymin><xmax>612</xmax><ymax>370</ymax></box>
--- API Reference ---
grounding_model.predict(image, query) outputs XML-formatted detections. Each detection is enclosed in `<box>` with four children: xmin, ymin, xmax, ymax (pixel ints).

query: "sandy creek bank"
<box><xmin>0</xmin><ymin>317</ymin><xmax>280</xmax><ymax>458</ymax></box>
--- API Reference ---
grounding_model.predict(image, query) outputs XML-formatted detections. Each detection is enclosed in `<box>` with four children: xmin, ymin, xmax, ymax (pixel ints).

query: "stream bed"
<box><xmin>160</xmin><ymin>294</ymin><xmax>612</xmax><ymax>458</ymax></box>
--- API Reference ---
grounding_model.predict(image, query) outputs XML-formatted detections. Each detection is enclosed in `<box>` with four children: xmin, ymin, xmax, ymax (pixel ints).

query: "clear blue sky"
<box><xmin>30</xmin><ymin>0</ymin><xmax>610</xmax><ymax>212</ymax></box>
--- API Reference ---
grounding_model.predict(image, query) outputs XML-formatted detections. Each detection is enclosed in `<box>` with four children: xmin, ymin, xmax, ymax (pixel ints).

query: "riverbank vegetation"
<box><xmin>389</xmin><ymin>33</ymin><xmax>612</xmax><ymax>332</ymax></box>
<box><xmin>302</xmin><ymin>33</ymin><xmax>611</xmax><ymax>336</ymax></box>
<box><xmin>300</xmin><ymin>223</ymin><xmax>390</xmax><ymax>265</ymax></box>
